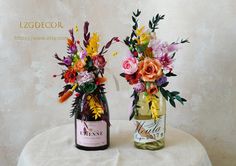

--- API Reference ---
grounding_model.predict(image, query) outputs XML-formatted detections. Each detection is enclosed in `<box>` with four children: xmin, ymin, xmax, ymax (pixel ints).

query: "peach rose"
<box><xmin>147</xmin><ymin>84</ymin><xmax>158</xmax><ymax>95</ymax></box>
<box><xmin>139</xmin><ymin>58</ymin><xmax>163</xmax><ymax>82</ymax></box>
<box><xmin>74</xmin><ymin>60</ymin><xmax>85</xmax><ymax>72</ymax></box>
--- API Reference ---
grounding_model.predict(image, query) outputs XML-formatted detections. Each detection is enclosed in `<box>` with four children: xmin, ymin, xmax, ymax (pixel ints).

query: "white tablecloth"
<box><xmin>17</xmin><ymin>120</ymin><xmax>211</xmax><ymax>166</ymax></box>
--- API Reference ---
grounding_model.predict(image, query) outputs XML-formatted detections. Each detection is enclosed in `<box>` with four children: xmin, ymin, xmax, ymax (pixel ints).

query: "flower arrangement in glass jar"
<box><xmin>120</xmin><ymin>10</ymin><xmax>189</xmax><ymax>150</ymax></box>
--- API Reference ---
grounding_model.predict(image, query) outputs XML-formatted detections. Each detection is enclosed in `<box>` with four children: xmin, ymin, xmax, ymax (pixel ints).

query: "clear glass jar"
<box><xmin>134</xmin><ymin>91</ymin><xmax>166</xmax><ymax>150</ymax></box>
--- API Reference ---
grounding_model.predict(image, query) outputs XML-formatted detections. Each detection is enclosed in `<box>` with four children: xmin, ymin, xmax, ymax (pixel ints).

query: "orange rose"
<box><xmin>147</xmin><ymin>84</ymin><xmax>158</xmax><ymax>95</ymax></box>
<box><xmin>139</xmin><ymin>58</ymin><xmax>163</xmax><ymax>82</ymax></box>
<box><xmin>74</xmin><ymin>60</ymin><xmax>85</xmax><ymax>72</ymax></box>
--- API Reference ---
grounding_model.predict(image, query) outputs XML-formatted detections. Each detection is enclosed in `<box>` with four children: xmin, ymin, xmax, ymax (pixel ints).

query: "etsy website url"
<box><xmin>14</xmin><ymin>36</ymin><xmax>67</xmax><ymax>41</ymax></box>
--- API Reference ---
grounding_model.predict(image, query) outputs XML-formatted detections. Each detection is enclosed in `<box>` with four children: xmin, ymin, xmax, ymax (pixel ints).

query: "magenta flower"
<box><xmin>69</xmin><ymin>44</ymin><xmax>77</xmax><ymax>54</ymax></box>
<box><xmin>158</xmin><ymin>54</ymin><xmax>174</xmax><ymax>72</ymax></box>
<box><xmin>63</xmin><ymin>57</ymin><xmax>72</xmax><ymax>66</ymax></box>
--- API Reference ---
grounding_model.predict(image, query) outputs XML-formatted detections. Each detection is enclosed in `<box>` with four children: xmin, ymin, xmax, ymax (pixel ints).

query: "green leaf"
<box><xmin>169</xmin><ymin>99</ymin><xmax>176</xmax><ymax>107</ymax></box>
<box><xmin>175</xmin><ymin>95</ymin><xmax>184</xmax><ymax>104</ymax></box>
<box><xmin>161</xmin><ymin>82</ymin><xmax>169</xmax><ymax>87</ymax></box>
<box><xmin>129</xmin><ymin>109</ymin><xmax>135</xmax><ymax>120</ymax></box>
<box><xmin>148</xmin><ymin>13</ymin><xmax>165</xmax><ymax>32</ymax></box>
<box><xmin>120</xmin><ymin>73</ymin><xmax>126</xmax><ymax>77</ymax></box>
<box><xmin>165</xmin><ymin>72</ymin><xmax>177</xmax><ymax>77</ymax></box>
<box><xmin>70</xmin><ymin>96</ymin><xmax>82</xmax><ymax>117</ymax></box>
<box><xmin>171</xmin><ymin>52</ymin><xmax>176</xmax><ymax>58</ymax></box>
<box><xmin>133</xmin><ymin>9</ymin><xmax>141</xmax><ymax>17</ymax></box>
<box><xmin>181</xmin><ymin>98</ymin><xmax>187</xmax><ymax>102</ymax></box>
<box><xmin>171</xmin><ymin>91</ymin><xmax>180</xmax><ymax>96</ymax></box>
<box><xmin>149</xmin><ymin>21</ymin><xmax>152</xmax><ymax>29</ymax></box>
<box><xmin>132</xmin><ymin>16</ymin><xmax>136</xmax><ymax>24</ymax></box>
<box><xmin>181</xmin><ymin>39</ymin><xmax>190</xmax><ymax>43</ymax></box>
<box><xmin>160</xmin><ymin>87</ymin><xmax>168</xmax><ymax>100</ymax></box>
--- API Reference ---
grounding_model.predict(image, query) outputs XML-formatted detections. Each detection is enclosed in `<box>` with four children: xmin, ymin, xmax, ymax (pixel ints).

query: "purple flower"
<box><xmin>63</xmin><ymin>57</ymin><xmax>72</xmax><ymax>66</ymax></box>
<box><xmin>133</xmin><ymin>82</ymin><xmax>145</xmax><ymax>92</ymax></box>
<box><xmin>69</xmin><ymin>44</ymin><xmax>77</xmax><ymax>54</ymax></box>
<box><xmin>77</xmin><ymin>71</ymin><xmax>95</xmax><ymax>85</ymax></box>
<box><xmin>80</xmin><ymin>50</ymin><xmax>87</xmax><ymax>59</ymax></box>
<box><xmin>156</xmin><ymin>76</ymin><xmax>167</xmax><ymax>86</ymax></box>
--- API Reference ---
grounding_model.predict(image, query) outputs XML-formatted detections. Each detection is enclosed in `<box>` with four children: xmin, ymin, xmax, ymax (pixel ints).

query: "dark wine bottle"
<box><xmin>75</xmin><ymin>93</ymin><xmax>110</xmax><ymax>150</ymax></box>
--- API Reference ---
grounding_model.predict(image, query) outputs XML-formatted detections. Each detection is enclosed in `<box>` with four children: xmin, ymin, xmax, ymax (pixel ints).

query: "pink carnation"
<box><xmin>122</xmin><ymin>56</ymin><xmax>138</xmax><ymax>75</ymax></box>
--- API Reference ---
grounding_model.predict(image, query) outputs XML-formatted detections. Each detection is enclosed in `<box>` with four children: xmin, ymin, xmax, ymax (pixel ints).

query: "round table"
<box><xmin>17</xmin><ymin>120</ymin><xmax>211</xmax><ymax>166</ymax></box>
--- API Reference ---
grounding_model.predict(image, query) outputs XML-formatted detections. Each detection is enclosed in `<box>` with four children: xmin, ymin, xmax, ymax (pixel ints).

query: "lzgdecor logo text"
<box><xmin>19</xmin><ymin>21</ymin><xmax>64</xmax><ymax>29</ymax></box>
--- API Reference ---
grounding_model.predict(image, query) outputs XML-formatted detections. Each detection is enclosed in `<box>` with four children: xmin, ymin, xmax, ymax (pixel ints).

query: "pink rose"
<box><xmin>93</xmin><ymin>55</ymin><xmax>106</xmax><ymax>68</ymax></box>
<box><xmin>122</xmin><ymin>57</ymin><xmax>138</xmax><ymax>75</ymax></box>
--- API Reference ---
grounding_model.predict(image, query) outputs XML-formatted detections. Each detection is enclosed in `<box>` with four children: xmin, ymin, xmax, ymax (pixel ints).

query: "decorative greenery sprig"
<box><xmin>149</xmin><ymin>14</ymin><xmax>165</xmax><ymax>32</ymax></box>
<box><xmin>130</xmin><ymin>90</ymin><xmax>140</xmax><ymax>120</ymax></box>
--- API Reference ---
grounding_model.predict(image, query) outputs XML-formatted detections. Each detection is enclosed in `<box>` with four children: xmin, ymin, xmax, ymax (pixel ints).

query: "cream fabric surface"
<box><xmin>17</xmin><ymin>120</ymin><xmax>211</xmax><ymax>166</ymax></box>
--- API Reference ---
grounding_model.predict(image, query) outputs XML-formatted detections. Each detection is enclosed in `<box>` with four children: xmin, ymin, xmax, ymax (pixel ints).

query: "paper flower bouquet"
<box><xmin>120</xmin><ymin>10</ymin><xmax>189</xmax><ymax>150</ymax></box>
<box><xmin>54</xmin><ymin>22</ymin><xmax>119</xmax><ymax>150</ymax></box>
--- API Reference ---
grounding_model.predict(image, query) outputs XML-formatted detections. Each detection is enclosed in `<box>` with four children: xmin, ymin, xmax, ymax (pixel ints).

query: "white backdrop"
<box><xmin>0</xmin><ymin>0</ymin><xmax>236</xmax><ymax>165</ymax></box>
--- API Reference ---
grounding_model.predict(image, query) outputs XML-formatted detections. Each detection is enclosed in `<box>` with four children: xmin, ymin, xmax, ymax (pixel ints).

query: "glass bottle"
<box><xmin>75</xmin><ymin>93</ymin><xmax>110</xmax><ymax>150</ymax></box>
<box><xmin>134</xmin><ymin>91</ymin><xmax>166</xmax><ymax>150</ymax></box>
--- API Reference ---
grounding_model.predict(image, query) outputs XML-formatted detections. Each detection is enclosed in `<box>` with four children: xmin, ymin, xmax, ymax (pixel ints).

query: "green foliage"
<box><xmin>123</xmin><ymin>9</ymin><xmax>141</xmax><ymax>52</ymax></box>
<box><xmin>180</xmin><ymin>39</ymin><xmax>190</xmax><ymax>44</ymax></box>
<box><xmin>136</xmin><ymin>43</ymin><xmax>148</xmax><ymax>53</ymax></box>
<box><xmin>148</xmin><ymin>14</ymin><xmax>165</xmax><ymax>32</ymax></box>
<box><xmin>129</xmin><ymin>90</ymin><xmax>140</xmax><ymax>120</ymax></box>
<box><xmin>84</xmin><ymin>56</ymin><xmax>96</xmax><ymax>72</ymax></box>
<box><xmin>120</xmin><ymin>73</ymin><xmax>126</xmax><ymax>77</ymax></box>
<box><xmin>159</xmin><ymin>87</ymin><xmax>187</xmax><ymax>108</ymax></box>
<box><xmin>133</xmin><ymin>9</ymin><xmax>141</xmax><ymax>17</ymax></box>
<box><xmin>70</xmin><ymin>96</ymin><xmax>82</xmax><ymax>117</ymax></box>
<box><xmin>165</xmin><ymin>72</ymin><xmax>177</xmax><ymax>77</ymax></box>
<box><xmin>172</xmin><ymin>38</ymin><xmax>190</xmax><ymax>45</ymax></box>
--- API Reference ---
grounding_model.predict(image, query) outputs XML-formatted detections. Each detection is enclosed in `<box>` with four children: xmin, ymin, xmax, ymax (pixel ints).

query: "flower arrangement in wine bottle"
<box><xmin>54</xmin><ymin>21</ymin><xmax>119</xmax><ymax>123</ymax></box>
<box><xmin>120</xmin><ymin>10</ymin><xmax>189</xmax><ymax>120</ymax></box>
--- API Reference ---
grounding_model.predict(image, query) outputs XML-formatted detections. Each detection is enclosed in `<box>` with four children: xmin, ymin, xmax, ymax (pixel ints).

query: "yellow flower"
<box><xmin>136</xmin><ymin>26</ymin><xmax>145</xmax><ymax>36</ymax></box>
<box><xmin>112</xmin><ymin>51</ymin><xmax>118</xmax><ymax>57</ymax></box>
<box><xmin>87</xmin><ymin>95</ymin><xmax>104</xmax><ymax>119</ymax></box>
<box><xmin>86</xmin><ymin>33</ymin><xmax>100</xmax><ymax>57</ymax></box>
<box><xmin>135</xmin><ymin>26</ymin><xmax>151</xmax><ymax>45</ymax></box>
<box><xmin>74</xmin><ymin>24</ymin><xmax>79</xmax><ymax>33</ymax></box>
<box><xmin>145</xmin><ymin>94</ymin><xmax>160</xmax><ymax>120</ymax></box>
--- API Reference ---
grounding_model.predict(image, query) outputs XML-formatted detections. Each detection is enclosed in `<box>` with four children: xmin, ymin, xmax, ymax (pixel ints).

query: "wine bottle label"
<box><xmin>76</xmin><ymin>120</ymin><xmax>107</xmax><ymax>147</ymax></box>
<box><xmin>134</xmin><ymin>115</ymin><xmax>165</xmax><ymax>143</ymax></box>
